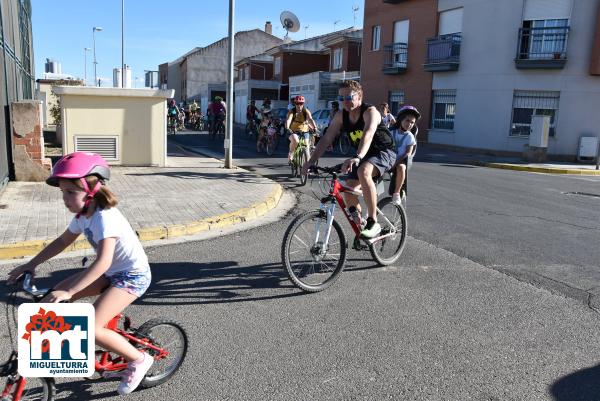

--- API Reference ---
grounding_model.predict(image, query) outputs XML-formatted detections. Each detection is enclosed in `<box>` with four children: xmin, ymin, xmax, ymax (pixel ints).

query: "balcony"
<box><xmin>515</xmin><ymin>26</ymin><xmax>570</xmax><ymax>69</ymax></box>
<box><xmin>424</xmin><ymin>34</ymin><xmax>461</xmax><ymax>72</ymax></box>
<box><xmin>383</xmin><ymin>43</ymin><xmax>408</xmax><ymax>74</ymax></box>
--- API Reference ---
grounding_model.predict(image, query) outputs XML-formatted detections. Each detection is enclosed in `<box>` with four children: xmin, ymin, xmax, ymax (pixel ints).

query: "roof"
<box><xmin>321</xmin><ymin>29</ymin><xmax>363</xmax><ymax>47</ymax></box>
<box><xmin>234</xmin><ymin>53</ymin><xmax>274</xmax><ymax>67</ymax></box>
<box><xmin>265</xmin><ymin>27</ymin><xmax>361</xmax><ymax>56</ymax></box>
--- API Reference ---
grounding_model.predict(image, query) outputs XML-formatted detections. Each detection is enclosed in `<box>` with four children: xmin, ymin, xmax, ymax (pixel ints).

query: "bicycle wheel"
<box><xmin>14</xmin><ymin>377</ymin><xmax>56</xmax><ymax>401</ymax></box>
<box><xmin>339</xmin><ymin>134</ymin><xmax>351</xmax><ymax>155</ymax></box>
<box><xmin>136</xmin><ymin>319</ymin><xmax>188</xmax><ymax>388</ymax></box>
<box><xmin>266</xmin><ymin>136</ymin><xmax>275</xmax><ymax>156</ymax></box>
<box><xmin>281</xmin><ymin>210</ymin><xmax>347</xmax><ymax>292</ymax></box>
<box><xmin>369</xmin><ymin>197</ymin><xmax>407</xmax><ymax>265</ymax></box>
<box><xmin>299</xmin><ymin>149</ymin><xmax>308</xmax><ymax>186</ymax></box>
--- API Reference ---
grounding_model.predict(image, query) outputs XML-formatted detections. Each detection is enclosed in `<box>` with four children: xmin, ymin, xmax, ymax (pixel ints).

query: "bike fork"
<box><xmin>315</xmin><ymin>202</ymin><xmax>336</xmax><ymax>249</ymax></box>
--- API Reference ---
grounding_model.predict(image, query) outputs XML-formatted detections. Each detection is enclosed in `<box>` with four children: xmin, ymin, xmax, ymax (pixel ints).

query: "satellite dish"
<box><xmin>280</xmin><ymin>11</ymin><xmax>300</xmax><ymax>39</ymax></box>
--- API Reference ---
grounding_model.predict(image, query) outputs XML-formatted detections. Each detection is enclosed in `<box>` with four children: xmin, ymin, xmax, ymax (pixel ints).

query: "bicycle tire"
<box><xmin>369</xmin><ymin>197</ymin><xmax>407</xmax><ymax>265</ymax></box>
<box><xmin>299</xmin><ymin>151</ymin><xmax>308</xmax><ymax>186</ymax></box>
<box><xmin>281</xmin><ymin>210</ymin><xmax>347</xmax><ymax>292</ymax></box>
<box><xmin>339</xmin><ymin>134</ymin><xmax>351</xmax><ymax>155</ymax></box>
<box><xmin>11</xmin><ymin>377</ymin><xmax>56</xmax><ymax>401</ymax></box>
<box><xmin>135</xmin><ymin>319</ymin><xmax>188</xmax><ymax>388</ymax></box>
<box><xmin>266</xmin><ymin>137</ymin><xmax>275</xmax><ymax>156</ymax></box>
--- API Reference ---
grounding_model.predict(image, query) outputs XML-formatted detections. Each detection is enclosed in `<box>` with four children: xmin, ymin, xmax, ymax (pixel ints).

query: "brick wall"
<box><xmin>11</xmin><ymin>101</ymin><xmax>52</xmax><ymax>181</ymax></box>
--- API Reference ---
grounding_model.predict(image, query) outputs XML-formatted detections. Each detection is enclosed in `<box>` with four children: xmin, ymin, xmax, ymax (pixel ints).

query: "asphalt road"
<box><xmin>1</xmin><ymin>127</ymin><xmax>599</xmax><ymax>400</ymax></box>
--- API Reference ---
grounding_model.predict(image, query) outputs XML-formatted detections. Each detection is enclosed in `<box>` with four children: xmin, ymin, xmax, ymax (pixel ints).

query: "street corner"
<box><xmin>477</xmin><ymin>162</ymin><xmax>600</xmax><ymax>175</ymax></box>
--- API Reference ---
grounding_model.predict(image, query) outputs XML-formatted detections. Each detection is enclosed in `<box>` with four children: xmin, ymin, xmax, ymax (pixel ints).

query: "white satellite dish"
<box><xmin>280</xmin><ymin>11</ymin><xmax>300</xmax><ymax>39</ymax></box>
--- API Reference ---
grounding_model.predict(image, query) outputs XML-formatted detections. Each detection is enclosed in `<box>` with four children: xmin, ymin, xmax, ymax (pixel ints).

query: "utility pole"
<box><xmin>225</xmin><ymin>0</ymin><xmax>235</xmax><ymax>168</ymax></box>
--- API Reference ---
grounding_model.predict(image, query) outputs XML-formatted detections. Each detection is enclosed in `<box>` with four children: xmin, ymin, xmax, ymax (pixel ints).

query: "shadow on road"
<box><xmin>550</xmin><ymin>363</ymin><xmax>600</xmax><ymax>401</ymax></box>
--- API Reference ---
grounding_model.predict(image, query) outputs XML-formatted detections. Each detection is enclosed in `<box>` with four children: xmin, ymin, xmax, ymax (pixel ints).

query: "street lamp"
<box><xmin>93</xmin><ymin>26</ymin><xmax>103</xmax><ymax>86</ymax></box>
<box><xmin>84</xmin><ymin>48</ymin><xmax>91</xmax><ymax>86</ymax></box>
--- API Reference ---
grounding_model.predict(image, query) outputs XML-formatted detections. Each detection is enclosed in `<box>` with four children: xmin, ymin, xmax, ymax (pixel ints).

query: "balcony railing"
<box><xmin>424</xmin><ymin>34</ymin><xmax>461</xmax><ymax>72</ymax></box>
<box><xmin>515</xmin><ymin>26</ymin><xmax>570</xmax><ymax>69</ymax></box>
<box><xmin>383</xmin><ymin>42</ymin><xmax>408</xmax><ymax>74</ymax></box>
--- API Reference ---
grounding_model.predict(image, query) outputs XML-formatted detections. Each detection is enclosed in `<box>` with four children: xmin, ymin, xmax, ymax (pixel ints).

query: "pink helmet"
<box><xmin>47</xmin><ymin>152</ymin><xmax>110</xmax><ymax>217</ymax></box>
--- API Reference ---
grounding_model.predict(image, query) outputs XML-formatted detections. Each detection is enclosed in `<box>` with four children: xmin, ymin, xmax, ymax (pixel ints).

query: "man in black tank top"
<box><xmin>302</xmin><ymin>80</ymin><xmax>396</xmax><ymax>238</ymax></box>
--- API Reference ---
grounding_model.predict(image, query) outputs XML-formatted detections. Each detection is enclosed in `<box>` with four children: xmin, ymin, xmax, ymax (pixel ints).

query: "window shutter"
<box><xmin>439</xmin><ymin>8</ymin><xmax>463</xmax><ymax>36</ymax></box>
<box><xmin>523</xmin><ymin>0</ymin><xmax>572</xmax><ymax>20</ymax></box>
<box><xmin>393</xmin><ymin>20</ymin><xmax>409</xmax><ymax>44</ymax></box>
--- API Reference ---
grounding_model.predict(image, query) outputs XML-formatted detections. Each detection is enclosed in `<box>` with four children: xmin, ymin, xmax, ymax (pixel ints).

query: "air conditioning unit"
<box><xmin>578</xmin><ymin>136</ymin><xmax>599</xmax><ymax>162</ymax></box>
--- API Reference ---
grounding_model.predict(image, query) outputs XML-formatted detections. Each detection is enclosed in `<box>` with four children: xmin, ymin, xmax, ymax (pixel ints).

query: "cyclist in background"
<box><xmin>167</xmin><ymin>99</ymin><xmax>180</xmax><ymax>131</ymax></box>
<box><xmin>285</xmin><ymin>95</ymin><xmax>317</xmax><ymax>163</ymax></box>
<box><xmin>301</xmin><ymin>80</ymin><xmax>396</xmax><ymax>239</ymax></box>
<box><xmin>247</xmin><ymin>100</ymin><xmax>259</xmax><ymax>131</ymax></box>
<box><xmin>208</xmin><ymin>96</ymin><xmax>227</xmax><ymax>135</ymax></box>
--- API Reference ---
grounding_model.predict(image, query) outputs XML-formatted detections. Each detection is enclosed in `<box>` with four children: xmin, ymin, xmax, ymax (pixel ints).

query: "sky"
<box><xmin>32</xmin><ymin>0</ymin><xmax>365</xmax><ymax>87</ymax></box>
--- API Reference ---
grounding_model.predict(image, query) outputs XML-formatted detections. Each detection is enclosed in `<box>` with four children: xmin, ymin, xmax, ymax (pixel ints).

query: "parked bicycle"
<box><xmin>1</xmin><ymin>273</ymin><xmax>188</xmax><ymax>401</ymax></box>
<box><xmin>281</xmin><ymin>165</ymin><xmax>407</xmax><ymax>292</ymax></box>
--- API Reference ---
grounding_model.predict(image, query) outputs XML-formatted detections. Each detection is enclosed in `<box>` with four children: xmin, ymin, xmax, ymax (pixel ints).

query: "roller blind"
<box><xmin>523</xmin><ymin>0</ymin><xmax>572</xmax><ymax>20</ymax></box>
<box><xmin>394</xmin><ymin>20</ymin><xmax>409</xmax><ymax>43</ymax></box>
<box><xmin>439</xmin><ymin>8</ymin><xmax>463</xmax><ymax>35</ymax></box>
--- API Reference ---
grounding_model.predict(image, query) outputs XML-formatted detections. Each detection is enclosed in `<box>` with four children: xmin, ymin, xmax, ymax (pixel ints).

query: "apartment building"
<box><xmin>362</xmin><ymin>0</ymin><xmax>600</xmax><ymax>158</ymax></box>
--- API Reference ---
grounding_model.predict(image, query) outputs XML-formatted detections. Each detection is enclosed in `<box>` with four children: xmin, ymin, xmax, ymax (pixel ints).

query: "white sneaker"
<box><xmin>117</xmin><ymin>352</ymin><xmax>153</xmax><ymax>395</ymax></box>
<box><xmin>392</xmin><ymin>193</ymin><xmax>402</xmax><ymax>205</ymax></box>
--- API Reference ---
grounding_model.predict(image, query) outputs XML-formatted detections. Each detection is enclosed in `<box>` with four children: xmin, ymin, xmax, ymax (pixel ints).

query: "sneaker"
<box><xmin>117</xmin><ymin>352</ymin><xmax>154</xmax><ymax>395</ymax></box>
<box><xmin>360</xmin><ymin>218</ymin><xmax>381</xmax><ymax>239</ymax></box>
<box><xmin>391</xmin><ymin>193</ymin><xmax>402</xmax><ymax>205</ymax></box>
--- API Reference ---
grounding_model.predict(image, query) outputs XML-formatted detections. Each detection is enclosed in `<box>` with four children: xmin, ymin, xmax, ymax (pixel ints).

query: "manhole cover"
<box><xmin>562</xmin><ymin>192</ymin><xmax>600</xmax><ymax>198</ymax></box>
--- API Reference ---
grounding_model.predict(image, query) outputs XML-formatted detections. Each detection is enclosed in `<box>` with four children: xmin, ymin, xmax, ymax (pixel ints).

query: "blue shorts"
<box><xmin>105</xmin><ymin>269</ymin><xmax>151</xmax><ymax>298</ymax></box>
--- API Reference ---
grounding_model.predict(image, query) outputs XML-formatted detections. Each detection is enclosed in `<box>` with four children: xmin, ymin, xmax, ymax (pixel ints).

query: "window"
<box><xmin>389</xmin><ymin>91</ymin><xmax>405</xmax><ymax>116</ymax></box>
<box><xmin>274</xmin><ymin>57</ymin><xmax>281</xmax><ymax>76</ymax></box>
<box><xmin>332</xmin><ymin>48</ymin><xmax>343</xmax><ymax>70</ymax></box>
<box><xmin>519</xmin><ymin>19</ymin><xmax>569</xmax><ymax>60</ymax></box>
<box><xmin>510</xmin><ymin>90</ymin><xmax>560</xmax><ymax>137</ymax></box>
<box><xmin>245</xmin><ymin>66</ymin><xmax>250</xmax><ymax>79</ymax></box>
<box><xmin>431</xmin><ymin>90</ymin><xmax>456</xmax><ymax>130</ymax></box>
<box><xmin>372</xmin><ymin>25</ymin><xmax>381</xmax><ymax>50</ymax></box>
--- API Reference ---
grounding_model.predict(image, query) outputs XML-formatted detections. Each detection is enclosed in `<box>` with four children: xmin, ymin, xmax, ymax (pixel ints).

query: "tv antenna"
<box><xmin>353</xmin><ymin>5</ymin><xmax>360</xmax><ymax>27</ymax></box>
<box><xmin>280</xmin><ymin>11</ymin><xmax>300</xmax><ymax>40</ymax></box>
<box><xmin>333</xmin><ymin>20</ymin><xmax>341</xmax><ymax>31</ymax></box>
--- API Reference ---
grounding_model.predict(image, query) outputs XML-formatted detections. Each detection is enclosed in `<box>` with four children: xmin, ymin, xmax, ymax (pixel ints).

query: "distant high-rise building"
<box><xmin>44</xmin><ymin>58</ymin><xmax>61</xmax><ymax>74</ymax></box>
<box><xmin>145</xmin><ymin>70</ymin><xmax>158</xmax><ymax>88</ymax></box>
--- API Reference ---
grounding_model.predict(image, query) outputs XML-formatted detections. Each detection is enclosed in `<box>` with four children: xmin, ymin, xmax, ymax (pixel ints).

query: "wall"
<box><xmin>55</xmin><ymin>87</ymin><xmax>174</xmax><ymax>167</ymax></box>
<box><xmin>185</xmin><ymin>30</ymin><xmax>282</xmax><ymax>102</ymax></box>
<box><xmin>430</xmin><ymin>0</ymin><xmax>600</xmax><ymax>157</ymax></box>
<box><xmin>362</xmin><ymin>0</ymin><xmax>437</xmax><ymax>142</ymax></box>
<box><xmin>11</xmin><ymin>101</ymin><xmax>51</xmax><ymax>181</ymax></box>
<box><xmin>281</xmin><ymin>52</ymin><xmax>330</xmax><ymax>84</ymax></box>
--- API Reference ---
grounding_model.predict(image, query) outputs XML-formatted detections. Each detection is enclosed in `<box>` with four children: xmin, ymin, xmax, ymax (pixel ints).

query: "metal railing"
<box><xmin>383</xmin><ymin>42</ymin><xmax>408</xmax><ymax>70</ymax></box>
<box><xmin>426</xmin><ymin>34</ymin><xmax>461</xmax><ymax>64</ymax></box>
<box><xmin>517</xmin><ymin>26</ymin><xmax>570</xmax><ymax>61</ymax></box>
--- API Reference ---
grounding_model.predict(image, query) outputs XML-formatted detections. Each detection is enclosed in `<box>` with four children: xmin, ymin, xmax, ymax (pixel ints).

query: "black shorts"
<box><xmin>347</xmin><ymin>149</ymin><xmax>396</xmax><ymax>180</ymax></box>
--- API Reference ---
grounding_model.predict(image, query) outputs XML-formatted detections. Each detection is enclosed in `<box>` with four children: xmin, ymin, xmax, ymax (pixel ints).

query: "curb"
<box><xmin>474</xmin><ymin>161</ymin><xmax>600</xmax><ymax>176</ymax></box>
<box><xmin>0</xmin><ymin>169</ymin><xmax>284</xmax><ymax>261</ymax></box>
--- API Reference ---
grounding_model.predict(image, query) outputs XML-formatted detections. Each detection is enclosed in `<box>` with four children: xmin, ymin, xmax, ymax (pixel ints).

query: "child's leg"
<box><xmin>393</xmin><ymin>163</ymin><xmax>407</xmax><ymax>195</ymax></box>
<box><xmin>94</xmin><ymin>287</ymin><xmax>143</xmax><ymax>361</ymax></box>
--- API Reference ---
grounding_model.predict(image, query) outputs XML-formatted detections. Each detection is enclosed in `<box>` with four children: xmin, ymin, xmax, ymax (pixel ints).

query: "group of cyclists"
<box><xmin>170</xmin><ymin>80</ymin><xmax>420</xmax><ymax>240</ymax></box>
<box><xmin>167</xmin><ymin>97</ymin><xmax>228</xmax><ymax>135</ymax></box>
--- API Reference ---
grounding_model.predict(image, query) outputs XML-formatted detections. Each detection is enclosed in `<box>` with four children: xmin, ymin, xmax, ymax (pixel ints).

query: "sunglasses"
<box><xmin>337</xmin><ymin>92</ymin><xmax>358</xmax><ymax>101</ymax></box>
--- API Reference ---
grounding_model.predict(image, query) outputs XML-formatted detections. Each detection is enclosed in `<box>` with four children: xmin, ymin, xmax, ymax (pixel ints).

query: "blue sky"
<box><xmin>32</xmin><ymin>0</ymin><xmax>364</xmax><ymax>86</ymax></box>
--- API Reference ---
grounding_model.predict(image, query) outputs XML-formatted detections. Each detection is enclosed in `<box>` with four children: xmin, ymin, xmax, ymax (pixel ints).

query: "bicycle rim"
<box><xmin>266</xmin><ymin>137</ymin><xmax>275</xmax><ymax>156</ymax></box>
<box><xmin>369</xmin><ymin>197</ymin><xmax>407</xmax><ymax>265</ymax></box>
<box><xmin>137</xmin><ymin>319</ymin><xmax>188</xmax><ymax>388</ymax></box>
<box><xmin>282</xmin><ymin>210</ymin><xmax>347</xmax><ymax>292</ymax></box>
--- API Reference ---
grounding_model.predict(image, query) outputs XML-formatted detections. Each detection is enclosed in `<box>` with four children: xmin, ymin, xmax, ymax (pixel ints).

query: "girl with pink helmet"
<box><xmin>8</xmin><ymin>152</ymin><xmax>154</xmax><ymax>395</ymax></box>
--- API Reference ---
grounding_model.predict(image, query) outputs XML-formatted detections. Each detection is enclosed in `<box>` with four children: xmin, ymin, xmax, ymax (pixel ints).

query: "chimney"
<box><xmin>265</xmin><ymin>21</ymin><xmax>272</xmax><ymax>35</ymax></box>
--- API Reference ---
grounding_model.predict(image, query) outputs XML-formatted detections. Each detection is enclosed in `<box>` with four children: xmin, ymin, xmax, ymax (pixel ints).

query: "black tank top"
<box><xmin>342</xmin><ymin>103</ymin><xmax>394</xmax><ymax>157</ymax></box>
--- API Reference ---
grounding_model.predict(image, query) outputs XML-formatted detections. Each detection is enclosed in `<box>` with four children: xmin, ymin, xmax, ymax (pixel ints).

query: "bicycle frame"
<box><xmin>317</xmin><ymin>169</ymin><xmax>399</xmax><ymax>245</ymax></box>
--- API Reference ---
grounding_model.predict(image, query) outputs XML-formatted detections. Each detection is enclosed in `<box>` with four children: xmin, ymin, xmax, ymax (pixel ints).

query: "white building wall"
<box><xmin>430</xmin><ymin>0</ymin><xmax>600</xmax><ymax>157</ymax></box>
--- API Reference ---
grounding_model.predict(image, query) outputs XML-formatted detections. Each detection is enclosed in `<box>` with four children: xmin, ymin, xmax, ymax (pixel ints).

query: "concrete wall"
<box><xmin>430</xmin><ymin>0</ymin><xmax>600</xmax><ymax>157</ymax></box>
<box><xmin>185</xmin><ymin>30</ymin><xmax>282</xmax><ymax>103</ymax></box>
<box><xmin>11</xmin><ymin>101</ymin><xmax>52</xmax><ymax>181</ymax></box>
<box><xmin>234</xmin><ymin>79</ymin><xmax>281</xmax><ymax>123</ymax></box>
<box><xmin>54</xmin><ymin>87</ymin><xmax>174</xmax><ymax>167</ymax></box>
<box><xmin>167</xmin><ymin>62</ymin><xmax>182</xmax><ymax>102</ymax></box>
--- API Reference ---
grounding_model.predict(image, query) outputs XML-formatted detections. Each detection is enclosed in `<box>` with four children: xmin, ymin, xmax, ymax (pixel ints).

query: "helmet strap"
<box><xmin>76</xmin><ymin>178</ymin><xmax>102</xmax><ymax>218</ymax></box>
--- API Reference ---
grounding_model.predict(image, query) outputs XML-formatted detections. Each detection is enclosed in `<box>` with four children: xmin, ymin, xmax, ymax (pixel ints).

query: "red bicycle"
<box><xmin>1</xmin><ymin>273</ymin><xmax>188</xmax><ymax>401</ymax></box>
<box><xmin>281</xmin><ymin>165</ymin><xmax>407</xmax><ymax>292</ymax></box>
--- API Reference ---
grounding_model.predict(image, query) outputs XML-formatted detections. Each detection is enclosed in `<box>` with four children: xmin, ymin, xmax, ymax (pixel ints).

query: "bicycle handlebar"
<box><xmin>309</xmin><ymin>164</ymin><xmax>343</xmax><ymax>175</ymax></box>
<box><xmin>20</xmin><ymin>272</ymin><xmax>49</xmax><ymax>298</ymax></box>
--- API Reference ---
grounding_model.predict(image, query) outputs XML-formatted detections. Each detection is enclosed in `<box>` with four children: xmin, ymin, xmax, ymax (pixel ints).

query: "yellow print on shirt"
<box><xmin>349</xmin><ymin>130</ymin><xmax>363</xmax><ymax>147</ymax></box>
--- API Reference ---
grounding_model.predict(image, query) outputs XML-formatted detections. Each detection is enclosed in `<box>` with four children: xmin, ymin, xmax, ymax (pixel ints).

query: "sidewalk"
<box><xmin>417</xmin><ymin>144</ymin><xmax>600</xmax><ymax>175</ymax></box>
<box><xmin>0</xmin><ymin>142</ymin><xmax>283</xmax><ymax>260</ymax></box>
